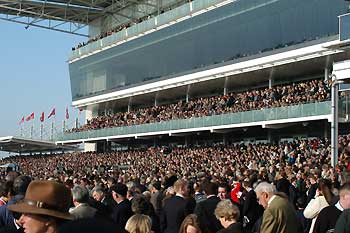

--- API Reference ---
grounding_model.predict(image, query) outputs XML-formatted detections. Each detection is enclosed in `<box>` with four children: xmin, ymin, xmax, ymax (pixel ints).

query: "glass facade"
<box><xmin>340</xmin><ymin>13</ymin><xmax>350</xmax><ymax>41</ymax></box>
<box><xmin>69</xmin><ymin>0</ymin><xmax>347</xmax><ymax>100</ymax></box>
<box><xmin>56</xmin><ymin>101</ymin><xmax>331</xmax><ymax>141</ymax></box>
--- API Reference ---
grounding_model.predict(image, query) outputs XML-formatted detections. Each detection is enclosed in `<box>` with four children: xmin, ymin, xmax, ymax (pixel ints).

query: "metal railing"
<box><xmin>56</xmin><ymin>101</ymin><xmax>331</xmax><ymax>141</ymax></box>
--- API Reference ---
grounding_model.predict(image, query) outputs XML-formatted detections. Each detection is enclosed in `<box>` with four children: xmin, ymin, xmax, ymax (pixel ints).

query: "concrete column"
<box><xmin>325</xmin><ymin>68</ymin><xmax>329</xmax><ymax>81</ymax></box>
<box><xmin>269</xmin><ymin>68</ymin><xmax>275</xmax><ymax>89</ymax></box>
<box><xmin>155</xmin><ymin>93</ymin><xmax>159</xmax><ymax>106</ymax></box>
<box><xmin>324</xmin><ymin>121</ymin><xmax>329</xmax><ymax>139</ymax></box>
<box><xmin>224</xmin><ymin>77</ymin><xmax>229</xmax><ymax>95</ymax></box>
<box><xmin>223</xmin><ymin>134</ymin><xmax>227</xmax><ymax>145</ymax></box>
<box><xmin>186</xmin><ymin>85</ymin><xmax>191</xmax><ymax>103</ymax></box>
<box><xmin>331</xmin><ymin>77</ymin><xmax>339</xmax><ymax>167</ymax></box>
<box><xmin>128</xmin><ymin>97</ymin><xmax>132</xmax><ymax>112</ymax></box>
<box><xmin>84</xmin><ymin>108</ymin><xmax>96</xmax><ymax>152</ymax></box>
<box><xmin>267</xmin><ymin>129</ymin><xmax>272</xmax><ymax>144</ymax></box>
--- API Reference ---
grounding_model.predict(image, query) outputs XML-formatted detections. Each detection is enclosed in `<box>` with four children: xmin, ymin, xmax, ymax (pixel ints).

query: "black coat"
<box><xmin>241</xmin><ymin>190</ymin><xmax>263</xmax><ymax>232</ymax></box>
<box><xmin>111</xmin><ymin>199</ymin><xmax>133</xmax><ymax>233</ymax></box>
<box><xmin>217</xmin><ymin>223</ymin><xmax>242</xmax><ymax>233</ymax></box>
<box><xmin>194</xmin><ymin>196</ymin><xmax>222</xmax><ymax>233</ymax></box>
<box><xmin>313</xmin><ymin>205</ymin><xmax>342</xmax><ymax>233</ymax></box>
<box><xmin>161</xmin><ymin>195</ymin><xmax>193</xmax><ymax>233</ymax></box>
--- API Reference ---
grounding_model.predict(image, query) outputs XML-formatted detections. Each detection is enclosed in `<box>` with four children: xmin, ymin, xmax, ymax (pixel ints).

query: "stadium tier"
<box><xmin>48</xmin><ymin>0</ymin><xmax>350</xmax><ymax>153</ymax></box>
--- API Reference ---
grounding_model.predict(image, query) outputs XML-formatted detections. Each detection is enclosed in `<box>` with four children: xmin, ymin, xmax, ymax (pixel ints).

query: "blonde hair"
<box><xmin>125</xmin><ymin>214</ymin><xmax>151</xmax><ymax>233</ymax></box>
<box><xmin>173</xmin><ymin>179</ymin><xmax>187</xmax><ymax>194</ymax></box>
<box><xmin>214</xmin><ymin>199</ymin><xmax>240</xmax><ymax>221</ymax></box>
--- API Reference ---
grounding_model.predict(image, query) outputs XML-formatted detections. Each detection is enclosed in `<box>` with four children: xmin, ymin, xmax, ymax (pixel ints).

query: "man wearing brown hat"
<box><xmin>8</xmin><ymin>180</ymin><xmax>73</xmax><ymax>233</ymax></box>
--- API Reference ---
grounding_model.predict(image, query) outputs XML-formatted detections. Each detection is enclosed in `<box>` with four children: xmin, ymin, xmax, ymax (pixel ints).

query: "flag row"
<box><xmin>19</xmin><ymin>107</ymin><xmax>75</xmax><ymax>125</ymax></box>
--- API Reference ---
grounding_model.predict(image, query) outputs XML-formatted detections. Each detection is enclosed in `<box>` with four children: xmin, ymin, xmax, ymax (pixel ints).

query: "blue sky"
<box><xmin>0</xmin><ymin>20</ymin><xmax>86</xmax><ymax>156</ymax></box>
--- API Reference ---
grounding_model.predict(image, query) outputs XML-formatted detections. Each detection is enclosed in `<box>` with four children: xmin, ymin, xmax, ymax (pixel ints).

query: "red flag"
<box><xmin>25</xmin><ymin>112</ymin><xmax>34</xmax><ymax>121</ymax></box>
<box><xmin>40</xmin><ymin>112</ymin><xmax>44</xmax><ymax>122</ymax></box>
<box><xmin>19</xmin><ymin>117</ymin><xmax>24</xmax><ymax>125</ymax></box>
<box><xmin>48</xmin><ymin>108</ymin><xmax>55</xmax><ymax>119</ymax></box>
<box><xmin>66</xmin><ymin>107</ymin><xmax>69</xmax><ymax>120</ymax></box>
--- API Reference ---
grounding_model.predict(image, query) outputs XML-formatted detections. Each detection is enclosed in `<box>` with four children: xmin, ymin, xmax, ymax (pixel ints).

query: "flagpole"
<box><xmin>40</xmin><ymin>123</ymin><xmax>43</xmax><ymax>140</ymax></box>
<box><xmin>51</xmin><ymin>121</ymin><xmax>54</xmax><ymax>141</ymax></box>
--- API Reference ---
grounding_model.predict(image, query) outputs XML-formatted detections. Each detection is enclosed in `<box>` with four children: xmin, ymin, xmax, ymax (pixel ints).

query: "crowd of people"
<box><xmin>68</xmin><ymin>79</ymin><xmax>332</xmax><ymax>133</ymax></box>
<box><xmin>0</xmin><ymin>134</ymin><xmax>349</xmax><ymax>232</ymax></box>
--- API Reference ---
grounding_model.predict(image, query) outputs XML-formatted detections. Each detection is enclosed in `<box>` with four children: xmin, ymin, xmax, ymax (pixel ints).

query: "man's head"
<box><xmin>217</xmin><ymin>183</ymin><xmax>229</xmax><ymax>200</ymax></box>
<box><xmin>254</xmin><ymin>182</ymin><xmax>276</xmax><ymax>209</ymax></box>
<box><xmin>173</xmin><ymin>179</ymin><xmax>189</xmax><ymax>197</ymax></box>
<box><xmin>202</xmin><ymin>181</ymin><xmax>218</xmax><ymax>196</ymax></box>
<box><xmin>339</xmin><ymin>183</ymin><xmax>350</xmax><ymax>209</ymax></box>
<box><xmin>71</xmin><ymin>185</ymin><xmax>89</xmax><ymax>206</ymax></box>
<box><xmin>111</xmin><ymin>183</ymin><xmax>128</xmax><ymax>202</ymax></box>
<box><xmin>91</xmin><ymin>186</ymin><xmax>105</xmax><ymax>202</ymax></box>
<box><xmin>12</xmin><ymin>175</ymin><xmax>32</xmax><ymax>196</ymax></box>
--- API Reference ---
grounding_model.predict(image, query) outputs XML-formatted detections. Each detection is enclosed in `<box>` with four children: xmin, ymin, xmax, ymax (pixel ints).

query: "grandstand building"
<box><xmin>2</xmin><ymin>0</ymin><xmax>350</xmax><ymax>160</ymax></box>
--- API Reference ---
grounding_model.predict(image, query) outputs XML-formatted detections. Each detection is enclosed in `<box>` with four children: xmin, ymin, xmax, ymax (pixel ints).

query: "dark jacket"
<box><xmin>335</xmin><ymin>208</ymin><xmax>350</xmax><ymax>233</ymax></box>
<box><xmin>313</xmin><ymin>205</ymin><xmax>342</xmax><ymax>233</ymax></box>
<box><xmin>217</xmin><ymin>223</ymin><xmax>242</xmax><ymax>233</ymax></box>
<box><xmin>111</xmin><ymin>199</ymin><xmax>133</xmax><ymax>233</ymax></box>
<box><xmin>195</xmin><ymin>195</ymin><xmax>222</xmax><ymax>233</ymax></box>
<box><xmin>0</xmin><ymin>194</ymin><xmax>24</xmax><ymax>231</ymax></box>
<box><xmin>161</xmin><ymin>195</ymin><xmax>193</xmax><ymax>233</ymax></box>
<box><xmin>241</xmin><ymin>190</ymin><xmax>263</xmax><ymax>232</ymax></box>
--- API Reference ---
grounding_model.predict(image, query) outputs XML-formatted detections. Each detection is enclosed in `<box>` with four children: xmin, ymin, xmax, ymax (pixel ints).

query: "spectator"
<box><xmin>125</xmin><ymin>214</ymin><xmax>151</xmax><ymax>233</ymax></box>
<box><xmin>161</xmin><ymin>179</ymin><xmax>191</xmax><ymax>233</ymax></box>
<box><xmin>255</xmin><ymin>182</ymin><xmax>298</xmax><ymax>233</ymax></box>
<box><xmin>69</xmin><ymin>185</ymin><xmax>97</xmax><ymax>219</ymax></box>
<box><xmin>195</xmin><ymin>182</ymin><xmax>222</xmax><ymax>233</ymax></box>
<box><xmin>179</xmin><ymin>214</ymin><xmax>201</xmax><ymax>233</ymax></box>
<box><xmin>313</xmin><ymin>183</ymin><xmax>350</xmax><ymax>233</ymax></box>
<box><xmin>111</xmin><ymin>183</ymin><xmax>133</xmax><ymax>233</ymax></box>
<box><xmin>215</xmin><ymin>199</ymin><xmax>241</xmax><ymax>233</ymax></box>
<box><xmin>8</xmin><ymin>180</ymin><xmax>73</xmax><ymax>233</ymax></box>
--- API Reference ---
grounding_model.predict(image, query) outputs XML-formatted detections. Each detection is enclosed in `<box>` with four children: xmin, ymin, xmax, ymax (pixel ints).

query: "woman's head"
<box><xmin>125</xmin><ymin>214</ymin><xmax>151</xmax><ymax>233</ymax></box>
<box><xmin>318</xmin><ymin>179</ymin><xmax>333</xmax><ymax>205</ymax></box>
<box><xmin>179</xmin><ymin>214</ymin><xmax>201</xmax><ymax>233</ymax></box>
<box><xmin>215</xmin><ymin>199</ymin><xmax>240</xmax><ymax>228</ymax></box>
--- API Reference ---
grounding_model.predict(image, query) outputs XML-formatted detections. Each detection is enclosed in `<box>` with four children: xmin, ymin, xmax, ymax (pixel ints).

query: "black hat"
<box><xmin>111</xmin><ymin>183</ymin><xmax>128</xmax><ymax>197</ymax></box>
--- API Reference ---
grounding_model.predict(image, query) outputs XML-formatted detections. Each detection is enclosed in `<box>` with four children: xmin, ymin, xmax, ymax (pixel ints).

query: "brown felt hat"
<box><xmin>8</xmin><ymin>180</ymin><xmax>73</xmax><ymax>220</ymax></box>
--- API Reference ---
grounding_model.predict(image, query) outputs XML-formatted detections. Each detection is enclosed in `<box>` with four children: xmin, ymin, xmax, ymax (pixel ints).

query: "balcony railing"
<box><xmin>56</xmin><ymin>101</ymin><xmax>331</xmax><ymax>141</ymax></box>
<box><xmin>69</xmin><ymin>0</ymin><xmax>234</xmax><ymax>61</ymax></box>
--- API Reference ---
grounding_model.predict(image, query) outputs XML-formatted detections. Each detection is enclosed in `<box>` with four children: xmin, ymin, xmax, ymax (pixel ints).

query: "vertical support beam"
<box><xmin>155</xmin><ymin>92</ymin><xmax>159</xmax><ymax>106</ymax></box>
<box><xmin>324</xmin><ymin>121</ymin><xmax>329</xmax><ymax>139</ymax></box>
<box><xmin>267</xmin><ymin>129</ymin><xmax>272</xmax><ymax>144</ymax></box>
<box><xmin>223</xmin><ymin>134</ymin><xmax>227</xmax><ymax>145</ymax></box>
<box><xmin>331</xmin><ymin>76</ymin><xmax>339</xmax><ymax>167</ymax></box>
<box><xmin>128</xmin><ymin>97</ymin><xmax>132</xmax><ymax>112</ymax></box>
<box><xmin>185</xmin><ymin>136</ymin><xmax>188</xmax><ymax>146</ymax></box>
<box><xmin>269</xmin><ymin>68</ymin><xmax>275</xmax><ymax>89</ymax></box>
<box><xmin>324</xmin><ymin>67</ymin><xmax>329</xmax><ymax>81</ymax></box>
<box><xmin>224</xmin><ymin>76</ymin><xmax>229</xmax><ymax>95</ymax></box>
<box><xmin>186</xmin><ymin>85</ymin><xmax>191</xmax><ymax>103</ymax></box>
<box><xmin>84</xmin><ymin>107</ymin><xmax>96</xmax><ymax>152</ymax></box>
